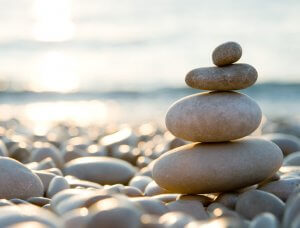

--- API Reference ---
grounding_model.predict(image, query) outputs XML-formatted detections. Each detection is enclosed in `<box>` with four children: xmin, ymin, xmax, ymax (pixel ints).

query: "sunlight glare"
<box><xmin>31</xmin><ymin>51</ymin><xmax>79</xmax><ymax>92</ymax></box>
<box><xmin>33</xmin><ymin>0</ymin><xmax>74</xmax><ymax>42</ymax></box>
<box><xmin>24</xmin><ymin>101</ymin><xmax>109</xmax><ymax>135</ymax></box>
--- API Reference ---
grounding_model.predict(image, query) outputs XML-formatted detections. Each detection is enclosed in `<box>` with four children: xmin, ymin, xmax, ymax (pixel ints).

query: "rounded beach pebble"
<box><xmin>152</xmin><ymin>138</ymin><xmax>283</xmax><ymax>194</ymax></box>
<box><xmin>185</xmin><ymin>63</ymin><xmax>257</xmax><ymax>90</ymax></box>
<box><xmin>47</xmin><ymin>176</ymin><xmax>69</xmax><ymax>198</ymax></box>
<box><xmin>258</xmin><ymin>178</ymin><xmax>300</xmax><ymax>201</ymax></box>
<box><xmin>283</xmin><ymin>151</ymin><xmax>300</xmax><ymax>166</ymax></box>
<box><xmin>261</xmin><ymin>133</ymin><xmax>300</xmax><ymax>156</ymax></box>
<box><xmin>249</xmin><ymin>213</ymin><xmax>279</xmax><ymax>228</ymax></box>
<box><xmin>87</xmin><ymin>197</ymin><xmax>142</xmax><ymax>228</ymax></box>
<box><xmin>165</xmin><ymin>91</ymin><xmax>262</xmax><ymax>142</ymax></box>
<box><xmin>31</xmin><ymin>143</ymin><xmax>64</xmax><ymax>168</ymax></box>
<box><xmin>282</xmin><ymin>193</ymin><xmax>300</xmax><ymax>228</ymax></box>
<box><xmin>0</xmin><ymin>204</ymin><xmax>61</xmax><ymax>227</ymax></box>
<box><xmin>159</xmin><ymin>212</ymin><xmax>194</xmax><ymax>228</ymax></box>
<box><xmin>212</xmin><ymin>41</ymin><xmax>242</xmax><ymax>66</ymax></box>
<box><xmin>235</xmin><ymin>190</ymin><xmax>285</xmax><ymax>220</ymax></box>
<box><xmin>64</xmin><ymin>156</ymin><xmax>136</xmax><ymax>185</ymax></box>
<box><xmin>166</xmin><ymin>199</ymin><xmax>208</xmax><ymax>220</ymax></box>
<box><xmin>0</xmin><ymin>157</ymin><xmax>43</xmax><ymax>199</ymax></box>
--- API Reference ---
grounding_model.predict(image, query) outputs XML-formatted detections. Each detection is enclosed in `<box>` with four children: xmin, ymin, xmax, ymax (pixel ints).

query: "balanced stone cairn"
<box><xmin>153</xmin><ymin>41</ymin><xmax>284</xmax><ymax>194</ymax></box>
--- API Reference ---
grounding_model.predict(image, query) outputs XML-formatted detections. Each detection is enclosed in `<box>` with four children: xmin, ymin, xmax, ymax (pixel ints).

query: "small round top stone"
<box><xmin>212</xmin><ymin>41</ymin><xmax>242</xmax><ymax>66</ymax></box>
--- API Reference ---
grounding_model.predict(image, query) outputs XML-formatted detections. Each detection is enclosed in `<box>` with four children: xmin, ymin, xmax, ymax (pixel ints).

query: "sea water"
<box><xmin>0</xmin><ymin>0</ymin><xmax>299</xmax><ymax>126</ymax></box>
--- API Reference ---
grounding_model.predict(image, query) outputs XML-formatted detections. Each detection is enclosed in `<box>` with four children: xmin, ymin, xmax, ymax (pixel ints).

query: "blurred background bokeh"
<box><xmin>0</xmin><ymin>0</ymin><xmax>299</xmax><ymax>132</ymax></box>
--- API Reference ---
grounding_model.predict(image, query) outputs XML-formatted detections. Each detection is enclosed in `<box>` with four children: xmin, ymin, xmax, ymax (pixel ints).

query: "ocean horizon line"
<box><xmin>1</xmin><ymin>81</ymin><xmax>300</xmax><ymax>93</ymax></box>
<box><xmin>0</xmin><ymin>81</ymin><xmax>299</xmax><ymax>104</ymax></box>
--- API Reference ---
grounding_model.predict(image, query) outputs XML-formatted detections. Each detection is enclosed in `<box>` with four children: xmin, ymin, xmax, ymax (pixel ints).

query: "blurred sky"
<box><xmin>0</xmin><ymin>0</ymin><xmax>299</xmax><ymax>92</ymax></box>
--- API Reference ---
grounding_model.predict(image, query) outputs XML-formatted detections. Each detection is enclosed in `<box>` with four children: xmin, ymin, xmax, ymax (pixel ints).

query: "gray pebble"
<box><xmin>212</xmin><ymin>41</ymin><xmax>242</xmax><ymax>66</ymax></box>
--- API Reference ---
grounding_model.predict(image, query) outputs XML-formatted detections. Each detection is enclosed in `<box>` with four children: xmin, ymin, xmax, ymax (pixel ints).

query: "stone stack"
<box><xmin>152</xmin><ymin>41</ymin><xmax>283</xmax><ymax>194</ymax></box>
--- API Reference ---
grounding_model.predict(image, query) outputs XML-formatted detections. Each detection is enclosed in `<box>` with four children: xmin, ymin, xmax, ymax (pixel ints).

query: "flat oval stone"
<box><xmin>152</xmin><ymin>138</ymin><xmax>283</xmax><ymax>194</ymax></box>
<box><xmin>122</xmin><ymin>186</ymin><xmax>143</xmax><ymax>197</ymax></box>
<box><xmin>0</xmin><ymin>157</ymin><xmax>44</xmax><ymax>199</ymax></box>
<box><xmin>185</xmin><ymin>64</ymin><xmax>257</xmax><ymax>91</ymax></box>
<box><xmin>284</xmin><ymin>151</ymin><xmax>300</xmax><ymax>166</ymax></box>
<box><xmin>249</xmin><ymin>213</ymin><xmax>279</xmax><ymax>228</ymax></box>
<box><xmin>261</xmin><ymin>133</ymin><xmax>300</xmax><ymax>156</ymax></box>
<box><xmin>259</xmin><ymin>178</ymin><xmax>300</xmax><ymax>201</ymax></box>
<box><xmin>166</xmin><ymin>91</ymin><xmax>262</xmax><ymax>142</ymax></box>
<box><xmin>63</xmin><ymin>208</ymin><xmax>89</xmax><ymax>228</ymax></box>
<box><xmin>159</xmin><ymin>212</ymin><xmax>194</xmax><ymax>227</ymax></box>
<box><xmin>207</xmin><ymin>202</ymin><xmax>240</xmax><ymax>218</ymax></box>
<box><xmin>129</xmin><ymin>176</ymin><xmax>153</xmax><ymax>192</ymax></box>
<box><xmin>52</xmin><ymin>189</ymin><xmax>111</xmax><ymax>215</ymax></box>
<box><xmin>166</xmin><ymin>199</ymin><xmax>208</xmax><ymax>220</ymax></box>
<box><xmin>10</xmin><ymin>143</ymin><xmax>31</xmax><ymax>163</ymax></box>
<box><xmin>87</xmin><ymin>197</ymin><xmax>142</xmax><ymax>228</ymax></box>
<box><xmin>31</xmin><ymin>144</ymin><xmax>64</xmax><ymax>168</ymax></box>
<box><xmin>54</xmin><ymin>194</ymin><xmax>97</xmax><ymax>215</ymax></box>
<box><xmin>131</xmin><ymin>197</ymin><xmax>169</xmax><ymax>215</ymax></box>
<box><xmin>99</xmin><ymin>127</ymin><xmax>136</xmax><ymax>149</ymax></box>
<box><xmin>64</xmin><ymin>157</ymin><xmax>135</xmax><ymax>185</ymax></box>
<box><xmin>65</xmin><ymin>176</ymin><xmax>102</xmax><ymax>189</ymax></box>
<box><xmin>212</xmin><ymin>41</ymin><xmax>242</xmax><ymax>66</ymax></box>
<box><xmin>282</xmin><ymin>193</ymin><xmax>300</xmax><ymax>228</ymax></box>
<box><xmin>0</xmin><ymin>204</ymin><xmax>61</xmax><ymax>227</ymax></box>
<box><xmin>215</xmin><ymin>193</ymin><xmax>239</xmax><ymax>209</ymax></box>
<box><xmin>47</xmin><ymin>176</ymin><xmax>69</xmax><ymax>198</ymax></box>
<box><xmin>50</xmin><ymin>189</ymin><xmax>88</xmax><ymax>210</ymax></box>
<box><xmin>144</xmin><ymin>181</ymin><xmax>171</xmax><ymax>196</ymax></box>
<box><xmin>235</xmin><ymin>190</ymin><xmax>285</xmax><ymax>220</ymax></box>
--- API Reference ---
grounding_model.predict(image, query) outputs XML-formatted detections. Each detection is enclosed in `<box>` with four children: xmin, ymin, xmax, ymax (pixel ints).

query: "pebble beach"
<box><xmin>0</xmin><ymin>42</ymin><xmax>298</xmax><ymax>228</ymax></box>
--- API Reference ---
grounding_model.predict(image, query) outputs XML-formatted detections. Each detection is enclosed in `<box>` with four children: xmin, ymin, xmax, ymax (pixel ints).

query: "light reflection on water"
<box><xmin>0</xmin><ymin>90</ymin><xmax>299</xmax><ymax>132</ymax></box>
<box><xmin>0</xmin><ymin>101</ymin><xmax>119</xmax><ymax>134</ymax></box>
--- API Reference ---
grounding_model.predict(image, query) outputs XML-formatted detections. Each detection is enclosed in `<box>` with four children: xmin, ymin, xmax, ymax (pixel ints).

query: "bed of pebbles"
<box><xmin>0</xmin><ymin>42</ymin><xmax>299</xmax><ymax>228</ymax></box>
<box><xmin>0</xmin><ymin>117</ymin><xmax>299</xmax><ymax>228</ymax></box>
